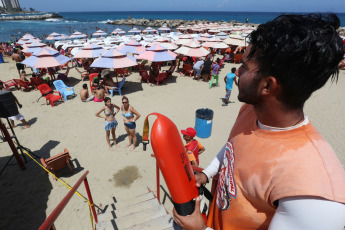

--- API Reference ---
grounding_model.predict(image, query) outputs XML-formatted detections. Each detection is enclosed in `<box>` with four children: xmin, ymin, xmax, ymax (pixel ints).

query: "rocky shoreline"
<box><xmin>0</xmin><ymin>13</ymin><xmax>63</xmax><ymax>21</ymax></box>
<box><xmin>106</xmin><ymin>18</ymin><xmax>258</xmax><ymax>28</ymax></box>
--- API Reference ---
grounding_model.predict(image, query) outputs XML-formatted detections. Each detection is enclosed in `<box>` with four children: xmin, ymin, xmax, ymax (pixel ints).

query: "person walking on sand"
<box><xmin>95</xmin><ymin>97</ymin><xmax>120</xmax><ymax>151</ymax></box>
<box><xmin>209</xmin><ymin>58</ymin><xmax>220</xmax><ymax>88</ymax></box>
<box><xmin>12</xmin><ymin>49</ymin><xmax>24</xmax><ymax>77</ymax></box>
<box><xmin>121</xmin><ymin>96</ymin><xmax>140</xmax><ymax>151</ymax></box>
<box><xmin>222</xmin><ymin>67</ymin><xmax>237</xmax><ymax>106</ymax></box>
<box><xmin>0</xmin><ymin>82</ymin><xmax>30</xmax><ymax>129</ymax></box>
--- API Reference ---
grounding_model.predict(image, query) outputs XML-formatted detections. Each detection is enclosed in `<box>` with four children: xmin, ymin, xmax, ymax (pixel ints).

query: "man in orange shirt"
<box><xmin>174</xmin><ymin>14</ymin><xmax>345</xmax><ymax>229</ymax></box>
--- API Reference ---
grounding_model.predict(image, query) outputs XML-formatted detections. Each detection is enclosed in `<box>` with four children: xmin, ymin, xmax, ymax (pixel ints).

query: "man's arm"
<box><xmin>269</xmin><ymin>197</ymin><xmax>345</xmax><ymax>230</ymax></box>
<box><xmin>234</xmin><ymin>76</ymin><xmax>238</xmax><ymax>86</ymax></box>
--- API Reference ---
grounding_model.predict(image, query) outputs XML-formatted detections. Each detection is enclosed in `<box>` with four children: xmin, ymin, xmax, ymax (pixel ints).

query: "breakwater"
<box><xmin>0</xmin><ymin>13</ymin><xmax>63</xmax><ymax>21</ymax></box>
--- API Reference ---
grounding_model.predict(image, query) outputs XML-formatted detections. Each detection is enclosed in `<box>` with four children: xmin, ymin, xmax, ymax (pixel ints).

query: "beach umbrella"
<box><xmin>46</xmin><ymin>32</ymin><xmax>65</xmax><ymax>41</ymax></box>
<box><xmin>137</xmin><ymin>44</ymin><xmax>177</xmax><ymax>62</ymax></box>
<box><xmin>90</xmin><ymin>48</ymin><xmax>137</xmax><ymax>69</ymax></box>
<box><xmin>21</xmin><ymin>47</ymin><xmax>71</xmax><ymax>68</ymax></box>
<box><xmin>128</xmin><ymin>28</ymin><xmax>141</xmax><ymax>33</ymax></box>
<box><xmin>156</xmin><ymin>37</ymin><xmax>170</xmax><ymax>42</ymax></box>
<box><xmin>112</xmin><ymin>29</ymin><xmax>125</xmax><ymax>35</ymax></box>
<box><xmin>22</xmin><ymin>41</ymin><xmax>47</xmax><ymax>53</ymax></box>
<box><xmin>70</xmin><ymin>31</ymin><xmax>87</xmax><ymax>39</ymax></box>
<box><xmin>93</xmin><ymin>30</ymin><xmax>107</xmax><ymax>37</ymax></box>
<box><xmin>158</xmin><ymin>26</ymin><xmax>171</xmax><ymax>32</ymax></box>
<box><xmin>174</xmin><ymin>35</ymin><xmax>193</xmax><ymax>46</ymax></box>
<box><xmin>73</xmin><ymin>44</ymin><xmax>106</xmax><ymax>58</ymax></box>
<box><xmin>223</xmin><ymin>38</ymin><xmax>247</xmax><ymax>47</ymax></box>
<box><xmin>117</xmin><ymin>40</ymin><xmax>146</xmax><ymax>54</ymax></box>
<box><xmin>174</xmin><ymin>40</ymin><xmax>210</xmax><ymax>57</ymax></box>
<box><xmin>216</xmin><ymin>32</ymin><xmax>229</xmax><ymax>40</ymax></box>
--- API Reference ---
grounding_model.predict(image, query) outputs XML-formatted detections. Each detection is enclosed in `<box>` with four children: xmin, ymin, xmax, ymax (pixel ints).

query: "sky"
<box><xmin>20</xmin><ymin>0</ymin><xmax>345</xmax><ymax>13</ymax></box>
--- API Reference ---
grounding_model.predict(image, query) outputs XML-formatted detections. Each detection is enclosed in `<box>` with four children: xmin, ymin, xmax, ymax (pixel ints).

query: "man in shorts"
<box><xmin>12</xmin><ymin>49</ymin><xmax>24</xmax><ymax>77</ymax></box>
<box><xmin>0</xmin><ymin>82</ymin><xmax>30</xmax><ymax>129</ymax></box>
<box><xmin>193</xmin><ymin>58</ymin><xmax>204</xmax><ymax>81</ymax></box>
<box><xmin>222</xmin><ymin>67</ymin><xmax>237</xmax><ymax>106</ymax></box>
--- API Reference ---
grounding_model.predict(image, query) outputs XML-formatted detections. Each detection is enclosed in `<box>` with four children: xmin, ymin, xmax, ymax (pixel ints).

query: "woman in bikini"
<box><xmin>121</xmin><ymin>96</ymin><xmax>141</xmax><ymax>151</ymax></box>
<box><xmin>96</xmin><ymin>97</ymin><xmax>120</xmax><ymax>151</ymax></box>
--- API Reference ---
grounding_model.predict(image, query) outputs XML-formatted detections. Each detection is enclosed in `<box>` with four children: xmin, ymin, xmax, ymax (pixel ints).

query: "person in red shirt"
<box><xmin>181</xmin><ymin>127</ymin><xmax>205</xmax><ymax>166</ymax></box>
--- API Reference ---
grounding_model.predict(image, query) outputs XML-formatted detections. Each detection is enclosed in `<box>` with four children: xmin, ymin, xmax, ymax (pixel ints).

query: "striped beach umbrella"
<box><xmin>90</xmin><ymin>48</ymin><xmax>137</xmax><ymax>69</ymax></box>
<box><xmin>21</xmin><ymin>47</ymin><xmax>71</xmax><ymax>68</ymax></box>
<box><xmin>93</xmin><ymin>30</ymin><xmax>107</xmax><ymax>36</ymax></box>
<box><xmin>74</xmin><ymin>44</ymin><xmax>106</xmax><ymax>58</ymax></box>
<box><xmin>117</xmin><ymin>40</ymin><xmax>146</xmax><ymax>54</ymax></box>
<box><xmin>174</xmin><ymin>40</ymin><xmax>210</xmax><ymax>57</ymax></box>
<box><xmin>22</xmin><ymin>41</ymin><xmax>47</xmax><ymax>53</ymax></box>
<box><xmin>137</xmin><ymin>44</ymin><xmax>177</xmax><ymax>62</ymax></box>
<box><xmin>70</xmin><ymin>31</ymin><xmax>87</xmax><ymax>39</ymax></box>
<box><xmin>128</xmin><ymin>28</ymin><xmax>141</xmax><ymax>33</ymax></box>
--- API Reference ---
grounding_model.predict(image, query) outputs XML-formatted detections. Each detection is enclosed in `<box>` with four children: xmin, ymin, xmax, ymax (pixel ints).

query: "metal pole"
<box><xmin>156</xmin><ymin>161</ymin><xmax>160</xmax><ymax>204</ymax></box>
<box><xmin>84</xmin><ymin>177</ymin><xmax>98</xmax><ymax>223</ymax></box>
<box><xmin>38</xmin><ymin>171</ymin><xmax>89</xmax><ymax>230</ymax></box>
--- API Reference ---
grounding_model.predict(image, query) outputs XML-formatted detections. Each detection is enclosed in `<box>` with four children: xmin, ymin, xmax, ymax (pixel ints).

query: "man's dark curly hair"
<box><xmin>248</xmin><ymin>13</ymin><xmax>344</xmax><ymax>109</ymax></box>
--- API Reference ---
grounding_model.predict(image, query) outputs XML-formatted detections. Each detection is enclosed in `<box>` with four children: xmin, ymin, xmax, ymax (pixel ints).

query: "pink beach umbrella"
<box><xmin>117</xmin><ymin>40</ymin><xmax>146</xmax><ymax>54</ymax></box>
<box><xmin>93</xmin><ymin>30</ymin><xmax>107</xmax><ymax>37</ymax></box>
<box><xmin>73</xmin><ymin>44</ymin><xmax>106</xmax><ymax>58</ymax></box>
<box><xmin>128</xmin><ymin>28</ymin><xmax>141</xmax><ymax>33</ymax></box>
<box><xmin>70</xmin><ymin>31</ymin><xmax>87</xmax><ymax>39</ymax></box>
<box><xmin>46</xmin><ymin>32</ymin><xmax>65</xmax><ymax>41</ymax></box>
<box><xmin>22</xmin><ymin>41</ymin><xmax>47</xmax><ymax>53</ymax></box>
<box><xmin>90</xmin><ymin>49</ymin><xmax>137</xmax><ymax>69</ymax></box>
<box><xmin>174</xmin><ymin>40</ymin><xmax>210</xmax><ymax>57</ymax></box>
<box><xmin>137</xmin><ymin>44</ymin><xmax>177</xmax><ymax>62</ymax></box>
<box><xmin>21</xmin><ymin>47</ymin><xmax>71</xmax><ymax>68</ymax></box>
<box><xmin>174</xmin><ymin>35</ymin><xmax>193</xmax><ymax>46</ymax></box>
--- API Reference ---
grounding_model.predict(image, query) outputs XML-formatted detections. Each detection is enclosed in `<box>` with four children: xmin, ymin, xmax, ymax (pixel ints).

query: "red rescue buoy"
<box><xmin>142</xmin><ymin>113</ymin><xmax>199</xmax><ymax>216</ymax></box>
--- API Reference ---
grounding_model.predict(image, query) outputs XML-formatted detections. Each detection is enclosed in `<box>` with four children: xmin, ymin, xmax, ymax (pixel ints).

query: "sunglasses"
<box><xmin>122</xmin><ymin>101</ymin><xmax>128</xmax><ymax>104</ymax></box>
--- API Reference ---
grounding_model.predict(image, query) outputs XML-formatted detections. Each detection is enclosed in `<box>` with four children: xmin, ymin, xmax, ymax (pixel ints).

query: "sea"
<box><xmin>0</xmin><ymin>11</ymin><xmax>345</xmax><ymax>42</ymax></box>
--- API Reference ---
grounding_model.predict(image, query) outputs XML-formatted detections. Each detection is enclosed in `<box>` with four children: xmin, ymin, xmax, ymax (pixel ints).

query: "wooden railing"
<box><xmin>38</xmin><ymin>171</ymin><xmax>97</xmax><ymax>230</ymax></box>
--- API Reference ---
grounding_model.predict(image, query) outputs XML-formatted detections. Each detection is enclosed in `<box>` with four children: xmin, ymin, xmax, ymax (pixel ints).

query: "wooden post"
<box><xmin>0</xmin><ymin>119</ymin><xmax>25</xmax><ymax>170</ymax></box>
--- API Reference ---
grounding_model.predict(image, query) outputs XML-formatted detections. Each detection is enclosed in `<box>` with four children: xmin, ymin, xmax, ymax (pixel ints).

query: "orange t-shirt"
<box><xmin>207</xmin><ymin>104</ymin><xmax>345</xmax><ymax>229</ymax></box>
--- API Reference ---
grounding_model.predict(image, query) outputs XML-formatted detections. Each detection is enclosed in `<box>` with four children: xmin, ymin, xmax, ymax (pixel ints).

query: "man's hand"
<box><xmin>195</xmin><ymin>172</ymin><xmax>208</xmax><ymax>187</ymax></box>
<box><xmin>18</xmin><ymin>103</ymin><xmax>22</xmax><ymax>109</ymax></box>
<box><xmin>173</xmin><ymin>196</ymin><xmax>207</xmax><ymax>230</ymax></box>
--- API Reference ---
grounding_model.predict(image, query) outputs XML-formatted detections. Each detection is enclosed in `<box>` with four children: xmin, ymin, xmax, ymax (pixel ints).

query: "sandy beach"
<box><xmin>1</xmin><ymin>55</ymin><xmax>345</xmax><ymax>229</ymax></box>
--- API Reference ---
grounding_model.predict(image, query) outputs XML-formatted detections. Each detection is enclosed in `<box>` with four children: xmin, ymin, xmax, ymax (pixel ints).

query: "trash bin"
<box><xmin>195</xmin><ymin>108</ymin><xmax>213</xmax><ymax>138</ymax></box>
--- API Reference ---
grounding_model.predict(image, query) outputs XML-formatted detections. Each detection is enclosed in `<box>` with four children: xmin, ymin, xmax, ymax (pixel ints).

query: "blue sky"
<box><xmin>21</xmin><ymin>0</ymin><xmax>345</xmax><ymax>13</ymax></box>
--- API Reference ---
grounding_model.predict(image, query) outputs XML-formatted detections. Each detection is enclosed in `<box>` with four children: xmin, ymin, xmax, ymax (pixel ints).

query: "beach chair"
<box><xmin>13</xmin><ymin>79</ymin><xmax>31</xmax><ymax>92</ymax></box>
<box><xmin>38</xmin><ymin>84</ymin><xmax>63</xmax><ymax>107</ymax></box>
<box><xmin>183</xmin><ymin>64</ymin><xmax>194</xmax><ymax>78</ymax></box>
<box><xmin>0</xmin><ymin>80</ymin><xmax>19</xmax><ymax>90</ymax></box>
<box><xmin>75</xmin><ymin>67</ymin><xmax>89</xmax><ymax>81</ymax></box>
<box><xmin>89</xmin><ymin>73</ymin><xmax>98</xmax><ymax>93</ymax></box>
<box><xmin>139</xmin><ymin>70</ymin><xmax>151</xmax><ymax>84</ymax></box>
<box><xmin>29</xmin><ymin>77</ymin><xmax>45</xmax><ymax>90</ymax></box>
<box><xmin>116</xmin><ymin>68</ymin><xmax>127</xmax><ymax>78</ymax></box>
<box><xmin>234</xmin><ymin>54</ymin><xmax>242</xmax><ymax>64</ymax></box>
<box><xmin>53</xmin><ymin>80</ymin><xmax>75</xmax><ymax>101</ymax></box>
<box><xmin>40</xmin><ymin>148</ymin><xmax>73</xmax><ymax>180</ymax></box>
<box><xmin>165</xmin><ymin>65</ymin><xmax>176</xmax><ymax>79</ymax></box>
<box><xmin>154</xmin><ymin>72</ymin><xmax>167</xmax><ymax>86</ymax></box>
<box><xmin>109</xmin><ymin>77</ymin><xmax>126</xmax><ymax>97</ymax></box>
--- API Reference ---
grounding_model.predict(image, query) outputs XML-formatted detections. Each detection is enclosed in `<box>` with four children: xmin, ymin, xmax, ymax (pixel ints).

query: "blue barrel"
<box><xmin>195</xmin><ymin>108</ymin><xmax>214</xmax><ymax>138</ymax></box>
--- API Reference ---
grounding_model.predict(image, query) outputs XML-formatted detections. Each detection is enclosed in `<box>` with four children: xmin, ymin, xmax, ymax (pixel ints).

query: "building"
<box><xmin>1</xmin><ymin>0</ymin><xmax>20</xmax><ymax>9</ymax></box>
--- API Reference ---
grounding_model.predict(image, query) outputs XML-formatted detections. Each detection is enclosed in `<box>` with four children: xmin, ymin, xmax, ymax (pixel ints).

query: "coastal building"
<box><xmin>1</xmin><ymin>0</ymin><xmax>20</xmax><ymax>9</ymax></box>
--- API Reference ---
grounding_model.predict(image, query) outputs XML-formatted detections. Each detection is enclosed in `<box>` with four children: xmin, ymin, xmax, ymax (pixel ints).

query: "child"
<box><xmin>209</xmin><ymin>58</ymin><xmax>220</xmax><ymax>88</ymax></box>
<box><xmin>181</xmin><ymin>127</ymin><xmax>205</xmax><ymax>166</ymax></box>
<box><xmin>223</xmin><ymin>67</ymin><xmax>237</xmax><ymax>106</ymax></box>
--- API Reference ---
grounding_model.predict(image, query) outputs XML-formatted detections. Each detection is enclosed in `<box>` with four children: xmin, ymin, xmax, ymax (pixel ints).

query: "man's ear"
<box><xmin>260</xmin><ymin>76</ymin><xmax>279</xmax><ymax>96</ymax></box>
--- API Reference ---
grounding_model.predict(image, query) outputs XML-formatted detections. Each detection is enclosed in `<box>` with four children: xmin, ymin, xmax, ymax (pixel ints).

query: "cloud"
<box><xmin>218</xmin><ymin>0</ymin><xmax>230</xmax><ymax>8</ymax></box>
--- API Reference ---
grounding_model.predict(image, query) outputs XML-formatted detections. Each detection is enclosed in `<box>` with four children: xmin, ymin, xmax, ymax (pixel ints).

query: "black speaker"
<box><xmin>0</xmin><ymin>91</ymin><xmax>19</xmax><ymax>118</ymax></box>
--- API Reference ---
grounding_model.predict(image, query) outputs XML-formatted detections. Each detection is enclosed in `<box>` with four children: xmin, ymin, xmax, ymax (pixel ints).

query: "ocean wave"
<box><xmin>45</xmin><ymin>18</ymin><xmax>63</xmax><ymax>22</ymax></box>
<box><xmin>99</xmin><ymin>19</ymin><xmax>113</xmax><ymax>24</ymax></box>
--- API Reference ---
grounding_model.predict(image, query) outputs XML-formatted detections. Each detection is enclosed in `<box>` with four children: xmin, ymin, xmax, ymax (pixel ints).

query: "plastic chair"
<box><xmin>89</xmin><ymin>73</ymin><xmax>98</xmax><ymax>93</ymax></box>
<box><xmin>234</xmin><ymin>54</ymin><xmax>242</xmax><ymax>64</ymax></box>
<box><xmin>53</xmin><ymin>80</ymin><xmax>75</xmax><ymax>101</ymax></box>
<box><xmin>183</xmin><ymin>64</ymin><xmax>194</xmax><ymax>78</ymax></box>
<box><xmin>40</xmin><ymin>148</ymin><xmax>73</xmax><ymax>180</ymax></box>
<box><xmin>38</xmin><ymin>84</ymin><xmax>63</xmax><ymax>107</ymax></box>
<box><xmin>109</xmin><ymin>77</ymin><xmax>126</xmax><ymax>97</ymax></box>
<box><xmin>154</xmin><ymin>72</ymin><xmax>167</xmax><ymax>86</ymax></box>
<box><xmin>13</xmin><ymin>79</ymin><xmax>31</xmax><ymax>92</ymax></box>
<box><xmin>139</xmin><ymin>70</ymin><xmax>151</xmax><ymax>84</ymax></box>
<box><xmin>30</xmin><ymin>77</ymin><xmax>45</xmax><ymax>90</ymax></box>
<box><xmin>0</xmin><ymin>80</ymin><xmax>19</xmax><ymax>90</ymax></box>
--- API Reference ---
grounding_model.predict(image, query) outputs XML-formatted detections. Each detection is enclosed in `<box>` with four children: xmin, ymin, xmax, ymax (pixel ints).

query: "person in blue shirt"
<box><xmin>223</xmin><ymin>67</ymin><xmax>237</xmax><ymax>106</ymax></box>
